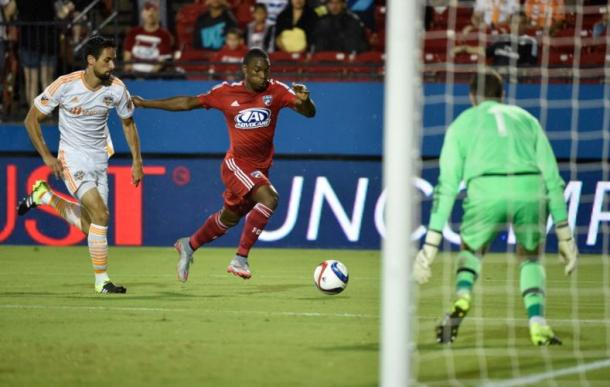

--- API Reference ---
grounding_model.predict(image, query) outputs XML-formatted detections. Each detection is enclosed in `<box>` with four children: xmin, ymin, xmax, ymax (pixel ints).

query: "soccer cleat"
<box><xmin>175</xmin><ymin>237</ymin><xmax>194</xmax><ymax>282</ymax></box>
<box><xmin>227</xmin><ymin>255</ymin><xmax>252</xmax><ymax>279</ymax></box>
<box><xmin>436</xmin><ymin>296</ymin><xmax>471</xmax><ymax>344</ymax></box>
<box><xmin>17</xmin><ymin>180</ymin><xmax>50</xmax><ymax>216</ymax></box>
<box><xmin>530</xmin><ymin>322</ymin><xmax>562</xmax><ymax>346</ymax></box>
<box><xmin>96</xmin><ymin>281</ymin><xmax>127</xmax><ymax>294</ymax></box>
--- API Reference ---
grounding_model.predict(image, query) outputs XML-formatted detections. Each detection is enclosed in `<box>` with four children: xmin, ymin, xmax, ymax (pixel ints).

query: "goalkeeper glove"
<box><xmin>555</xmin><ymin>221</ymin><xmax>578</xmax><ymax>275</ymax></box>
<box><xmin>414</xmin><ymin>230</ymin><xmax>442</xmax><ymax>284</ymax></box>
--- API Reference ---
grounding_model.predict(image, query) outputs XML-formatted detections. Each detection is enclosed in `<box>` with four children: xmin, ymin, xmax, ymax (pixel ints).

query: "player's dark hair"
<box><xmin>226</xmin><ymin>27</ymin><xmax>243</xmax><ymax>39</ymax></box>
<box><xmin>83</xmin><ymin>35</ymin><xmax>116</xmax><ymax>62</ymax></box>
<box><xmin>243</xmin><ymin>48</ymin><xmax>269</xmax><ymax>66</ymax></box>
<box><xmin>469</xmin><ymin>68</ymin><xmax>504</xmax><ymax>101</ymax></box>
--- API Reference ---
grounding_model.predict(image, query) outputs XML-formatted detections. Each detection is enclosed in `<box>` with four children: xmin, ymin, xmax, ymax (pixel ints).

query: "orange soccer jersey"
<box><xmin>524</xmin><ymin>0</ymin><xmax>565</xmax><ymax>29</ymax></box>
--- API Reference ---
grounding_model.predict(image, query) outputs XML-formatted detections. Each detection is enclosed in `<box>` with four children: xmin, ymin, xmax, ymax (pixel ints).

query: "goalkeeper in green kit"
<box><xmin>415</xmin><ymin>69</ymin><xmax>578</xmax><ymax>346</ymax></box>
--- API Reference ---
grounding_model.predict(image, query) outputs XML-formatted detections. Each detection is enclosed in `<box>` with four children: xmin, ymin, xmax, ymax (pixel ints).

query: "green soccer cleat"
<box><xmin>436</xmin><ymin>295</ymin><xmax>471</xmax><ymax>344</ymax></box>
<box><xmin>96</xmin><ymin>281</ymin><xmax>127</xmax><ymax>294</ymax></box>
<box><xmin>530</xmin><ymin>322</ymin><xmax>562</xmax><ymax>346</ymax></box>
<box><xmin>17</xmin><ymin>180</ymin><xmax>50</xmax><ymax>216</ymax></box>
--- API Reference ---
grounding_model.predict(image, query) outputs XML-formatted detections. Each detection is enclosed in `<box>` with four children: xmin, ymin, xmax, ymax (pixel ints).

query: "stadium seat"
<box><xmin>175</xmin><ymin>49</ymin><xmax>215</xmax><ymax>78</ymax></box>
<box><xmin>350</xmin><ymin>51</ymin><xmax>385</xmax><ymax>76</ymax></box>
<box><xmin>269</xmin><ymin>51</ymin><xmax>305</xmax><ymax>75</ymax></box>
<box><xmin>308</xmin><ymin>51</ymin><xmax>350</xmax><ymax>79</ymax></box>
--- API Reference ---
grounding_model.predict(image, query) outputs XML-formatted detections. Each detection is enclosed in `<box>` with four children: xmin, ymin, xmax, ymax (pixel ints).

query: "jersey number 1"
<box><xmin>489</xmin><ymin>106</ymin><xmax>507</xmax><ymax>137</ymax></box>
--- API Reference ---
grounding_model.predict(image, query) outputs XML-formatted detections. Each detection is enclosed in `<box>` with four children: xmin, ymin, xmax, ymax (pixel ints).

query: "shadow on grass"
<box><xmin>238</xmin><ymin>284</ymin><xmax>310</xmax><ymax>295</ymax></box>
<box><xmin>318</xmin><ymin>342</ymin><xmax>379</xmax><ymax>352</ymax></box>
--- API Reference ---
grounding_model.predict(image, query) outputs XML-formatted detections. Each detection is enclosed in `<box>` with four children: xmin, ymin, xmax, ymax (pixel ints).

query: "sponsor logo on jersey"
<box><xmin>263</xmin><ymin>95</ymin><xmax>272</xmax><ymax>106</ymax></box>
<box><xmin>103</xmin><ymin>96</ymin><xmax>114</xmax><ymax>106</ymax></box>
<box><xmin>74</xmin><ymin>171</ymin><xmax>85</xmax><ymax>181</ymax></box>
<box><xmin>250</xmin><ymin>170</ymin><xmax>264</xmax><ymax>178</ymax></box>
<box><xmin>234</xmin><ymin>108</ymin><xmax>272</xmax><ymax>129</ymax></box>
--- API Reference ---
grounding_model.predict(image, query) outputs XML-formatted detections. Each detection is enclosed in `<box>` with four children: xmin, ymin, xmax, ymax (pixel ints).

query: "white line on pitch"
<box><xmin>478</xmin><ymin>357</ymin><xmax>610</xmax><ymax>387</ymax></box>
<box><xmin>0</xmin><ymin>304</ymin><xmax>377</xmax><ymax>319</ymax></box>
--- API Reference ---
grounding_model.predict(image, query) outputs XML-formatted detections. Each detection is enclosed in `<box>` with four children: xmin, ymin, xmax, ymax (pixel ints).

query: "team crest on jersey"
<box><xmin>74</xmin><ymin>171</ymin><xmax>85</xmax><ymax>181</ymax></box>
<box><xmin>234</xmin><ymin>108</ymin><xmax>271</xmax><ymax>129</ymax></box>
<box><xmin>103</xmin><ymin>95</ymin><xmax>114</xmax><ymax>106</ymax></box>
<box><xmin>250</xmin><ymin>170</ymin><xmax>264</xmax><ymax>178</ymax></box>
<box><xmin>263</xmin><ymin>95</ymin><xmax>272</xmax><ymax>106</ymax></box>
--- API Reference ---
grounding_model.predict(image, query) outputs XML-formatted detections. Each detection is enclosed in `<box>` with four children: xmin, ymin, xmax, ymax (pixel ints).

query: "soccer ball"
<box><xmin>313</xmin><ymin>260</ymin><xmax>349</xmax><ymax>295</ymax></box>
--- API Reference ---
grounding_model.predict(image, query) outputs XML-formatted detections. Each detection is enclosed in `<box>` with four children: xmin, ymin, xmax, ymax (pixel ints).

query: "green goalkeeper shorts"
<box><xmin>460</xmin><ymin>175</ymin><xmax>548</xmax><ymax>251</ymax></box>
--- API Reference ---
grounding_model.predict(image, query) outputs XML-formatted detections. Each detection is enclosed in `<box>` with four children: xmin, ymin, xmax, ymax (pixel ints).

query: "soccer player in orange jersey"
<box><xmin>133</xmin><ymin>48</ymin><xmax>315</xmax><ymax>281</ymax></box>
<box><xmin>18</xmin><ymin>36</ymin><xmax>144</xmax><ymax>294</ymax></box>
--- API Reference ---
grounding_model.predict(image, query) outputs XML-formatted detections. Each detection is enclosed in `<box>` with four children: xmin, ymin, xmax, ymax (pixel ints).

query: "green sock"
<box><xmin>455</xmin><ymin>250</ymin><xmax>481</xmax><ymax>299</ymax></box>
<box><xmin>520</xmin><ymin>258</ymin><xmax>546</xmax><ymax>319</ymax></box>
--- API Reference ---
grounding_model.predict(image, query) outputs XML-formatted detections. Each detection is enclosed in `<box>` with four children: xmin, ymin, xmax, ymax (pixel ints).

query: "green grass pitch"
<box><xmin>0</xmin><ymin>246</ymin><xmax>608</xmax><ymax>386</ymax></box>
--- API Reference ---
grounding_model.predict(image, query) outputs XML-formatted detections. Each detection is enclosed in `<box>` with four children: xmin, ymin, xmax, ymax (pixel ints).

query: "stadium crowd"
<box><xmin>1</xmin><ymin>0</ymin><xmax>609</xmax><ymax>120</ymax></box>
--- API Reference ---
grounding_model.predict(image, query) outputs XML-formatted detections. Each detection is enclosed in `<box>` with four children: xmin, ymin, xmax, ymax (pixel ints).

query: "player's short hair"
<box><xmin>243</xmin><ymin>48</ymin><xmax>269</xmax><ymax>66</ymax></box>
<box><xmin>469</xmin><ymin>68</ymin><xmax>504</xmax><ymax>100</ymax></box>
<box><xmin>83</xmin><ymin>35</ymin><xmax>116</xmax><ymax>62</ymax></box>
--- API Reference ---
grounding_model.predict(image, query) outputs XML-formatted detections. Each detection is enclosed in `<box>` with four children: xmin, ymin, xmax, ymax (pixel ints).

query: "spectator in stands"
<box><xmin>210</xmin><ymin>27</ymin><xmax>248</xmax><ymax>79</ymax></box>
<box><xmin>312</xmin><ymin>0</ymin><xmax>368</xmax><ymax>53</ymax></box>
<box><xmin>454</xmin><ymin>12</ymin><xmax>538</xmax><ymax>67</ymax></box>
<box><xmin>347</xmin><ymin>0</ymin><xmax>375</xmax><ymax>31</ymax></box>
<box><xmin>0</xmin><ymin>0</ymin><xmax>16</xmax><ymax>83</ymax></box>
<box><xmin>245</xmin><ymin>3</ymin><xmax>274</xmax><ymax>51</ymax></box>
<box><xmin>523</xmin><ymin>0</ymin><xmax>565</xmax><ymax>35</ymax></box>
<box><xmin>193</xmin><ymin>0</ymin><xmax>238</xmax><ymax>50</ymax></box>
<box><xmin>16</xmin><ymin>0</ymin><xmax>61</xmax><ymax>106</ymax></box>
<box><xmin>123</xmin><ymin>0</ymin><xmax>174</xmax><ymax>74</ymax></box>
<box><xmin>134</xmin><ymin>0</ymin><xmax>168</xmax><ymax>28</ymax></box>
<box><xmin>274</xmin><ymin>0</ymin><xmax>317</xmax><ymax>53</ymax></box>
<box><xmin>462</xmin><ymin>0</ymin><xmax>520</xmax><ymax>36</ymax></box>
<box><xmin>592</xmin><ymin>8</ymin><xmax>609</xmax><ymax>38</ymax></box>
<box><xmin>256</xmin><ymin>0</ymin><xmax>289</xmax><ymax>25</ymax></box>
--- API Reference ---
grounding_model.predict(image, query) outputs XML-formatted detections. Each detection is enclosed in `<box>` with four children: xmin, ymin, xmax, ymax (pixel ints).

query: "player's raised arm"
<box><xmin>23</xmin><ymin>105</ymin><xmax>63</xmax><ymax>179</ymax></box>
<box><xmin>120</xmin><ymin>116</ymin><xmax>144</xmax><ymax>187</ymax></box>
<box><xmin>132</xmin><ymin>95</ymin><xmax>203</xmax><ymax>111</ymax></box>
<box><xmin>291</xmin><ymin>83</ymin><xmax>316</xmax><ymax>117</ymax></box>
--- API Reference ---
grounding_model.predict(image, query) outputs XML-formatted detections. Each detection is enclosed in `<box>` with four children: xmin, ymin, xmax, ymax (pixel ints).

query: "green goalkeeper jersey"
<box><xmin>429</xmin><ymin>100</ymin><xmax>568</xmax><ymax>232</ymax></box>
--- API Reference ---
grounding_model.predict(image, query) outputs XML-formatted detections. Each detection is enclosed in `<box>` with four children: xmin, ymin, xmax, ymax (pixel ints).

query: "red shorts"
<box><xmin>221</xmin><ymin>157</ymin><xmax>271</xmax><ymax>215</ymax></box>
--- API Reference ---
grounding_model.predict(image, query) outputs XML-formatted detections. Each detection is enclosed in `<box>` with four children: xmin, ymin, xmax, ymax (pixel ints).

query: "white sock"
<box><xmin>529</xmin><ymin>316</ymin><xmax>547</xmax><ymax>327</ymax></box>
<box><xmin>95</xmin><ymin>272</ymin><xmax>110</xmax><ymax>287</ymax></box>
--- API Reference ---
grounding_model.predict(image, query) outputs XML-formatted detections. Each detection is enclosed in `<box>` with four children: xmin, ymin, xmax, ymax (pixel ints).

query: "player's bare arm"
<box><xmin>121</xmin><ymin>116</ymin><xmax>144</xmax><ymax>187</ymax></box>
<box><xmin>131</xmin><ymin>95</ymin><xmax>202</xmax><ymax>111</ymax></box>
<box><xmin>24</xmin><ymin>105</ymin><xmax>63</xmax><ymax>178</ymax></box>
<box><xmin>291</xmin><ymin>83</ymin><xmax>316</xmax><ymax>117</ymax></box>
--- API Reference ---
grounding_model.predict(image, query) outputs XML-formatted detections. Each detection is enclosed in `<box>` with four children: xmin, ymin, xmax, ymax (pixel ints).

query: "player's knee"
<box><xmin>261</xmin><ymin>187</ymin><xmax>279</xmax><ymax>210</ymax></box>
<box><xmin>220</xmin><ymin>208</ymin><xmax>240</xmax><ymax>227</ymax></box>
<box><xmin>91</xmin><ymin>208</ymin><xmax>110</xmax><ymax>226</ymax></box>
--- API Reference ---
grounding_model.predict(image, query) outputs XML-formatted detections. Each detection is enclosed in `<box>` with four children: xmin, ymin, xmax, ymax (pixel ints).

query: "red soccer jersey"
<box><xmin>198</xmin><ymin>79</ymin><xmax>298</xmax><ymax>169</ymax></box>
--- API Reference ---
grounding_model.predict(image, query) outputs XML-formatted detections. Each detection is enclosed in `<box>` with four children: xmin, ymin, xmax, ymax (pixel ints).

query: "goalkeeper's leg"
<box><xmin>436</xmin><ymin>246</ymin><xmax>482</xmax><ymax>344</ymax></box>
<box><xmin>514</xmin><ymin>197</ymin><xmax>562</xmax><ymax>346</ymax></box>
<box><xmin>517</xmin><ymin>244</ymin><xmax>562</xmax><ymax>346</ymax></box>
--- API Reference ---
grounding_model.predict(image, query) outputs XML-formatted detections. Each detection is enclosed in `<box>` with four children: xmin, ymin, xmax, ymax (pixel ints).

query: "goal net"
<box><xmin>414</xmin><ymin>1</ymin><xmax>610</xmax><ymax>385</ymax></box>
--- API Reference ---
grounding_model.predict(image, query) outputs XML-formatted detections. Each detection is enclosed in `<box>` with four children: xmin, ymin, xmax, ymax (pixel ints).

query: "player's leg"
<box><xmin>436</xmin><ymin>179</ymin><xmax>506</xmax><ymax>343</ymax></box>
<box><xmin>513</xmin><ymin>185</ymin><xmax>561</xmax><ymax>345</ymax></box>
<box><xmin>17</xmin><ymin>179</ymin><xmax>90</xmax><ymax>232</ymax></box>
<box><xmin>174</xmin><ymin>206</ymin><xmax>240</xmax><ymax>282</ymax></box>
<box><xmin>78</xmin><ymin>187</ymin><xmax>125</xmax><ymax>294</ymax></box>
<box><xmin>227</xmin><ymin>184</ymin><xmax>278</xmax><ymax>280</ymax></box>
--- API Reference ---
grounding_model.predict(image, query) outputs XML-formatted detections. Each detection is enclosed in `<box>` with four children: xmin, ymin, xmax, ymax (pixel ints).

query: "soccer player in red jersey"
<box><xmin>133</xmin><ymin>48</ymin><xmax>316</xmax><ymax>281</ymax></box>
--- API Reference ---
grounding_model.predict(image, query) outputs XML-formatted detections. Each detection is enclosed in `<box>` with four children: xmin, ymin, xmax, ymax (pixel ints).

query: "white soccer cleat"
<box><xmin>227</xmin><ymin>255</ymin><xmax>252</xmax><ymax>279</ymax></box>
<box><xmin>174</xmin><ymin>237</ymin><xmax>194</xmax><ymax>282</ymax></box>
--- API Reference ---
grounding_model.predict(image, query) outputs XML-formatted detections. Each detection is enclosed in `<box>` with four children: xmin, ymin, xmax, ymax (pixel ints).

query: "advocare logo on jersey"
<box><xmin>234</xmin><ymin>108</ymin><xmax>272</xmax><ymax>129</ymax></box>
